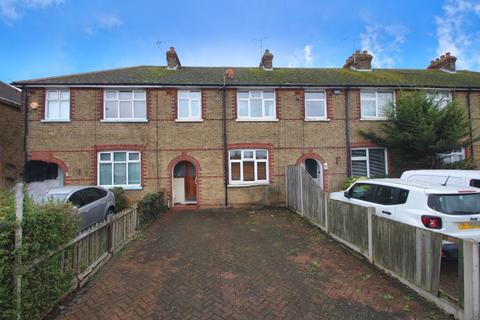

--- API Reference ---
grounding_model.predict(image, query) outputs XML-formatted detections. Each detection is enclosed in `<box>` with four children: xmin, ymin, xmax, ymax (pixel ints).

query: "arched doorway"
<box><xmin>302</xmin><ymin>158</ymin><xmax>324</xmax><ymax>189</ymax></box>
<box><xmin>172</xmin><ymin>161</ymin><xmax>197</xmax><ymax>205</ymax></box>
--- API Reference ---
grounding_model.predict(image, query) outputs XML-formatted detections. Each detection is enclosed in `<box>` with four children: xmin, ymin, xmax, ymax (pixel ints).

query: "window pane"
<box><xmin>100</xmin><ymin>153</ymin><xmax>111</xmax><ymax>161</ymax></box>
<box><xmin>48</xmin><ymin>101</ymin><xmax>59</xmax><ymax>119</ymax></box>
<box><xmin>378</xmin><ymin>92</ymin><xmax>393</xmax><ymax>117</ymax></box>
<box><xmin>231</xmin><ymin>163</ymin><xmax>241</xmax><ymax>180</ymax></box>
<box><xmin>129</xmin><ymin>152</ymin><xmax>140</xmax><ymax>161</ymax></box>
<box><xmin>174</xmin><ymin>162</ymin><xmax>186</xmax><ymax>177</ymax></box>
<box><xmin>361</xmin><ymin>100</ymin><xmax>376</xmax><ymax>117</ymax></box>
<box><xmin>350</xmin><ymin>183</ymin><xmax>374</xmax><ymax>200</ymax></box>
<box><xmin>178</xmin><ymin>99</ymin><xmax>189</xmax><ymax>118</ymax></box>
<box><xmin>128</xmin><ymin>163</ymin><xmax>141</xmax><ymax>184</ymax></box>
<box><xmin>106</xmin><ymin>91</ymin><xmax>117</xmax><ymax>100</ymax></box>
<box><xmin>119</xmin><ymin>91</ymin><xmax>132</xmax><ymax>100</ymax></box>
<box><xmin>133</xmin><ymin>101</ymin><xmax>146</xmax><ymax>118</ymax></box>
<box><xmin>369</xmin><ymin>149</ymin><xmax>386</xmax><ymax>177</ymax></box>
<box><xmin>178</xmin><ymin>91</ymin><xmax>189</xmax><ymax>99</ymax></box>
<box><xmin>60</xmin><ymin>101</ymin><xmax>69</xmax><ymax>119</ymax></box>
<box><xmin>244</xmin><ymin>150</ymin><xmax>254</xmax><ymax>159</ymax></box>
<box><xmin>263</xmin><ymin>91</ymin><xmax>274</xmax><ymax>99</ymax></box>
<box><xmin>256</xmin><ymin>150</ymin><xmax>267</xmax><ymax>159</ymax></box>
<box><xmin>243</xmin><ymin>162</ymin><xmax>255</xmax><ymax>181</ymax></box>
<box><xmin>373</xmin><ymin>186</ymin><xmax>396</xmax><ymax>205</ymax></box>
<box><xmin>60</xmin><ymin>91</ymin><xmax>70</xmax><ymax>100</ymax></box>
<box><xmin>190</xmin><ymin>91</ymin><xmax>201</xmax><ymax>99</ymax></box>
<box><xmin>237</xmin><ymin>92</ymin><xmax>249</xmax><ymax>99</ymax></box>
<box><xmin>113</xmin><ymin>163</ymin><xmax>126</xmax><ymax>184</ymax></box>
<box><xmin>305</xmin><ymin>92</ymin><xmax>324</xmax><ymax>100</ymax></box>
<box><xmin>361</xmin><ymin>92</ymin><xmax>376</xmax><ymax>100</ymax></box>
<box><xmin>305</xmin><ymin>100</ymin><xmax>325</xmax><ymax>118</ymax></box>
<box><xmin>99</xmin><ymin>163</ymin><xmax>112</xmax><ymax>185</ymax></box>
<box><xmin>352</xmin><ymin>160</ymin><xmax>368</xmax><ymax>177</ymax></box>
<box><xmin>257</xmin><ymin>162</ymin><xmax>267</xmax><ymax>180</ymax></box>
<box><xmin>47</xmin><ymin>91</ymin><xmax>59</xmax><ymax>99</ymax></box>
<box><xmin>250</xmin><ymin>100</ymin><xmax>262</xmax><ymax>117</ymax></box>
<box><xmin>119</xmin><ymin>101</ymin><xmax>132</xmax><ymax>118</ymax></box>
<box><xmin>114</xmin><ymin>152</ymin><xmax>126</xmax><ymax>161</ymax></box>
<box><xmin>351</xmin><ymin>149</ymin><xmax>366</xmax><ymax>157</ymax></box>
<box><xmin>133</xmin><ymin>90</ymin><xmax>146</xmax><ymax>100</ymax></box>
<box><xmin>264</xmin><ymin>100</ymin><xmax>274</xmax><ymax>117</ymax></box>
<box><xmin>250</xmin><ymin>91</ymin><xmax>262</xmax><ymax>98</ymax></box>
<box><xmin>191</xmin><ymin>100</ymin><xmax>201</xmax><ymax>117</ymax></box>
<box><xmin>105</xmin><ymin>101</ymin><xmax>118</xmax><ymax>118</ymax></box>
<box><xmin>238</xmin><ymin>100</ymin><xmax>248</xmax><ymax>117</ymax></box>
<box><xmin>230</xmin><ymin>150</ymin><xmax>241</xmax><ymax>159</ymax></box>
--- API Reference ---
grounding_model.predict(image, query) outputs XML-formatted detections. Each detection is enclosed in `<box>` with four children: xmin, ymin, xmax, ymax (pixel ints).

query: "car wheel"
<box><xmin>105</xmin><ymin>207</ymin><xmax>115</xmax><ymax>220</ymax></box>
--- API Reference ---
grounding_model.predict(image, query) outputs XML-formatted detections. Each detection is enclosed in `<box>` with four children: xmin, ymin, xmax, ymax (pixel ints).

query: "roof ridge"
<box><xmin>12</xmin><ymin>65</ymin><xmax>150</xmax><ymax>85</ymax></box>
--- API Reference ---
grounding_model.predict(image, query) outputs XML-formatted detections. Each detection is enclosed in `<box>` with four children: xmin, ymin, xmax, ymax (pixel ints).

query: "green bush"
<box><xmin>110</xmin><ymin>187</ymin><xmax>127</xmax><ymax>212</ymax></box>
<box><xmin>137</xmin><ymin>192</ymin><xmax>167</xmax><ymax>227</ymax></box>
<box><xmin>342</xmin><ymin>176</ymin><xmax>368</xmax><ymax>190</ymax></box>
<box><xmin>440</xmin><ymin>159</ymin><xmax>478</xmax><ymax>170</ymax></box>
<box><xmin>0</xmin><ymin>189</ymin><xmax>79</xmax><ymax>320</ymax></box>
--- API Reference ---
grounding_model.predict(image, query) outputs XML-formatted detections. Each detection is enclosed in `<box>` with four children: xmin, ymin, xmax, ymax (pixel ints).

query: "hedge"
<box><xmin>137</xmin><ymin>192</ymin><xmax>167</xmax><ymax>227</ymax></box>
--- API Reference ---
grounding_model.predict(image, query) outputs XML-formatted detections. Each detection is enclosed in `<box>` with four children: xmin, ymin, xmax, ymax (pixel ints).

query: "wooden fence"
<box><xmin>285</xmin><ymin>165</ymin><xmax>480</xmax><ymax>320</ymax></box>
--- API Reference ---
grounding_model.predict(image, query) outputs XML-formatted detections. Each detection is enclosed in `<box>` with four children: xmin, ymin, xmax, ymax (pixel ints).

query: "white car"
<box><xmin>401</xmin><ymin>169</ymin><xmax>480</xmax><ymax>188</ymax></box>
<box><xmin>330</xmin><ymin>179</ymin><xmax>480</xmax><ymax>242</ymax></box>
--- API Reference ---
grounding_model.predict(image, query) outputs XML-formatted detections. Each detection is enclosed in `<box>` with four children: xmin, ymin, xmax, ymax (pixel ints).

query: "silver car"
<box><xmin>45</xmin><ymin>186</ymin><xmax>115</xmax><ymax>230</ymax></box>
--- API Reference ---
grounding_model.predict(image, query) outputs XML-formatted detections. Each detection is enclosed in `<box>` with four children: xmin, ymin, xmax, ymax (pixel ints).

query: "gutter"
<box><xmin>467</xmin><ymin>89</ymin><xmax>474</xmax><ymax>160</ymax></box>
<box><xmin>222</xmin><ymin>75</ymin><xmax>228</xmax><ymax>207</ymax></box>
<box><xmin>344</xmin><ymin>87</ymin><xmax>351</xmax><ymax>177</ymax></box>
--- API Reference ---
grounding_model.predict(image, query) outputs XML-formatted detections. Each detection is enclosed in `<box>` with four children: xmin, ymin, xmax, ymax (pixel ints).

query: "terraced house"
<box><xmin>12</xmin><ymin>48</ymin><xmax>480</xmax><ymax>208</ymax></box>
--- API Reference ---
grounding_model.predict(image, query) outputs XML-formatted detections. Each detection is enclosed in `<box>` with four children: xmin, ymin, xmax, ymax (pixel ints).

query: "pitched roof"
<box><xmin>12</xmin><ymin>65</ymin><xmax>480</xmax><ymax>89</ymax></box>
<box><xmin>0</xmin><ymin>81</ymin><xmax>21</xmax><ymax>106</ymax></box>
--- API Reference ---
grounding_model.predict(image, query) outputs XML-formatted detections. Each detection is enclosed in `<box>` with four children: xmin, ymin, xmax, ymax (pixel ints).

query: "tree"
<box><xmin>359</xmin><ymin>91</ymin><xmax>477</xmax><ymax>175</ymax></box>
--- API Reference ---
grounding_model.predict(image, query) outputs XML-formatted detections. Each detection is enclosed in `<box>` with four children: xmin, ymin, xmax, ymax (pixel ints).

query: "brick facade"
<box><xmin>23</xmin><ymin>85</ymin><xmax>480</xmax><ymax>208</ymax></box>
<box><xmin>0</xmin><ymin>100</ymin><xmax>23</xmax><ymax>187</ymax></box>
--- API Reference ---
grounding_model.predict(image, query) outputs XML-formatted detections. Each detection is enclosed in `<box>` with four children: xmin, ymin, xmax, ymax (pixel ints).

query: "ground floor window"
<box><xmin>229</xmin><ymin>149</ymin><xmax>268</xmax><ymax>185</ymax></box>
<box><xmin>98</xmin><ymin>151</ymin><xmax>141</xmax><ymax>188</ymax></box>
<box><xmin>351</xmin><ymin>148</ymin><xmax>387</xmax><ymax>178</ymax></box>
<box><xmin>437</xmin><ymin>148</ymin><xmax>465</xmax><ymax>164</ymax></box>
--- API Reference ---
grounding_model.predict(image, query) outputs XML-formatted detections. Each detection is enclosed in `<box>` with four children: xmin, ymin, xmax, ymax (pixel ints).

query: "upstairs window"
<box><xmin>360</xmin><ymin>91</ymin><xmax>394</xmax><ymax>119</ymax></box>
<box><xmin>104</xmin><ymin>90</ymin><xmax>147</xmax><ymax>121</ymax></box>
<box><xmin>351</xmin><ymin>148</ymin><xmax>387</xmax><ymax>178</ymax></box>
<box><xmin>427</xmin><ymin>91</ymin><xmax>452</xmax><ymax>109</ymax></box>
<box><xmin>237</xmin><ymin>91</ymin><xmax>276</xmax><ymax>120</ymax></box>
<box><xmin>305</xmin><ymin>91</ymin><xmax>327</xmax><ymax>120</ymax></box>
<box><xmin>177</xmin><ymin>90</ymin><xmax>201</xmax><ymax>121</ymax></box>
<box><xmin>98</xmin><ymin>151</ymin><xmax>141</xmax><ymax>189</ymax></box>
<box><xmin>45</xmin><ymin>89</ymin><xmax>70</xmax><ymax>121</ymax></box>
<box><xmin>229</xmin><ymin>149</ymin><xmax>269</xmax><ymax>185</ymax></box>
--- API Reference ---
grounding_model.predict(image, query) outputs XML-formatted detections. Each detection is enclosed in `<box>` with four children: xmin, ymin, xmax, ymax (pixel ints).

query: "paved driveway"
<box><xmin>54</xmin><ymin>208</ymin><xmax>451</xmax><ymax>320</ymax></box>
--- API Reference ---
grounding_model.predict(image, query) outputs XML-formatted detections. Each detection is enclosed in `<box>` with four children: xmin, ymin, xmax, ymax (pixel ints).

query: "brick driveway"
<box><xmin>53</xmin><ymin>208</ymin><xmax>452</xmax><ymax>320</ymax></box>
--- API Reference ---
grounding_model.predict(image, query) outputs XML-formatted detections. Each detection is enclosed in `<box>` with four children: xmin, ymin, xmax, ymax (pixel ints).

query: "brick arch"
<box><xmin>295</xmin><ymin>152</ymin><xmax>329</xmax><ymax>192</ymax></box>
<box><xmin>167</xmin><ymin>155</ymin><xmax>201</xmax><ymax>207</ymax></box>
<box><xmin>29</xmin><ymin>151</ymin><xmax>68</xmax><ymax>174</ymax></box>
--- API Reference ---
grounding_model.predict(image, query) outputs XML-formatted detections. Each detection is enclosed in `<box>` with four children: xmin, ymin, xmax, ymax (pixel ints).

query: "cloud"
<box><xmin>84</xmin><ymin>14</ymin><xmax>123</xmax><ymax>36</ymax></box>
<box><xmin>435</xmin><ymin>0</ymin><xmax>480</xmax><ymax>70</ymax></box>
<box><xmin>360</xmin><ymin>23</ymin><xmax>407</xmax><ymax>68</ymax></box>
<box><xmin>288</xmin><ymin>45</ymin><xmax>315</xmax><ymax>67</ymax></box>
<box><xmin>0</xmin><ymin>0</ymin><xmax>63</xmax><ymax>22</ymax></box>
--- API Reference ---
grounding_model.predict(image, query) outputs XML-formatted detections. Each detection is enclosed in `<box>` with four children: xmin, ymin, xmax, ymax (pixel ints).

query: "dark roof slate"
<box><xmin>0</xmin><ymin>81</ymin><xmax>21</xmax><ymax>106</ymax></box>
<box><xmin>12</xmin><ymin>66</ymin><xmax>480</xmax><ymax>88</ymax></box>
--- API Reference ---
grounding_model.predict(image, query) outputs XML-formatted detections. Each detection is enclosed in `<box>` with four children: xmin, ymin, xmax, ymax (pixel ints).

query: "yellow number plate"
<box><xmin>458</xmin><ymin>222</ymin><xmax>480</xmax><ymax>230</ymax></box>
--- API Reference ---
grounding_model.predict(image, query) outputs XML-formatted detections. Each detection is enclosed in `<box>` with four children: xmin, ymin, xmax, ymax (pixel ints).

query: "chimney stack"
<box><xmin>427</xmin><ymin>52</ymin><xmax>456</xmax><ymax>73</ymax></box>
<box><xmin>166</xmin><ymin>47</ymin><xmax>181</xmax><ymax>70</ymax></box>
<box><xmin>259</xmin><ymin>49</ymin><xmax>274</xmax><ymax>70</ymax></box>
<box><xmin>343</xmin><ymin>50</ymin><xmax>372</xmax><ymax>70</ymax></box>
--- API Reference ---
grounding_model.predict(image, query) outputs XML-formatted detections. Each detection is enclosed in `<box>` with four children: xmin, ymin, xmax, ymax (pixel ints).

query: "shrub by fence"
<box><xmin>138</xmin><ymin>192</ymin><xmax>167</xmax><ymax>227</ymax></box>
<box><xmin>285</xmin><ymin>165</ymin><xmax>480</xmax><ymax>320</ymax></box>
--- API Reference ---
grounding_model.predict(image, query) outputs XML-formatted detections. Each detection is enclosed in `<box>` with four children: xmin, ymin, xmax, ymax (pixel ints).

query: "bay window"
<box><xmin>98</xmin><ymin>151</ymin><xmax>141</xmax><ymax>188</ymax></box>
<box><xmin>237</xmin><ymin>91</ymin><xmax>276</xmax><ymax>120</ymax></box>
<box><xmin>229</xmin><ymin>149</ymin><xmax>269</xmax><ymax>185</ymax></box>
<box><xmin>104</xmin><ymin>90</ymin><xmax>147</xmax><ymax>121</ymax></box>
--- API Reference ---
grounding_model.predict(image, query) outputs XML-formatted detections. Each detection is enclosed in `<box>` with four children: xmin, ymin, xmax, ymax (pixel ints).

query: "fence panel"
<box><xmin>300</xmin><ymin>168</ymin><xmax>326</xmax><ymax>227</ymax></box>
<box><xmin>286</xmin><ymin>166</ymin><xmax>302</xmax><ymax>213</ymax></box>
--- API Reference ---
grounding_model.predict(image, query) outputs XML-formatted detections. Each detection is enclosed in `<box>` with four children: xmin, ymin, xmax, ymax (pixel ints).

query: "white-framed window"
<box><xmin>229</xmin><ymin>149</ymin><xmax>269</xmax><ymax>185</ymax></box>
<box><xmin>427</xmin><ymin>91</ymin><xmax>452</xmax><ymax>109</ymax></box>
<box><xmin>104</xmin><ymin>90</ymin><xmax>147</xmax><ymax>121</ymax></box>
<box><xmin>177</xmin><ymin>90</ymin><xmax>201</xmax><ymax>121</ymax></box>
<box><xmin>351</xmin><ymin>148</ymin><xmax>387</xmax><ymax>178</ymax></box>
<box><xmin>305</xmin><ymin>91</ymin><xmax>327</xmax><ymax>120</ymax></box>
<box><xmin>360</xmin><ymin>91</ymin><xmax>394</xmax><ymax>119</ymax></box>
<box><xmin>438</xmin><ymin>148</ymin><xmax>465</xmax><ymax>164</ymax></box>
<box><xmin>45</xmin><ymin>89</ymin><xmax>70</xmax><ymax>121</ymax></box>
<box><xmin>98</xmin><ymin>151</ymin><xmax>141</xmax><ymax>189</ymax></box>
<box><xmin>237</xmin><ymin>91</ymin><xmax>276</xmax><ymax>120</ymax></box>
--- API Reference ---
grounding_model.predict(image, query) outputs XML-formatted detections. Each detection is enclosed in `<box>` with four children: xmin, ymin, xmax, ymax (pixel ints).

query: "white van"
<box><xmin>401</xmin><ymin>170</ymin><xmax>480</xmax><ymax>188</ymax></box>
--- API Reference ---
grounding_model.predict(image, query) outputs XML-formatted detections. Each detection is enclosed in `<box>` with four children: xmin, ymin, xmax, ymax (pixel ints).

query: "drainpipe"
<box><xmin>222</xmin><ymin>75</ymin><xmax>228</xmax><ymax>207</ymax></box>
<box><xmin>22</xmin><ymin>86</ymin><xmax>28</xmax><ymax>177</ymax></box>
<box><xmin>344</xmin><ymin>87</ymin><xmax>351</xmax><ymax>177</ymax></box>
<box><xmin>467</xmin><ymin>89</ymin><xmax>474</xmax><ymax>160</ymax></box>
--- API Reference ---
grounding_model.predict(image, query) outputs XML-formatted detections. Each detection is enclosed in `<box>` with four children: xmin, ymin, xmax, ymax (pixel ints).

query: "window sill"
<box><xmin>228</xmin><ymin>183</ymin><xmax>270</xmax><ymax>188</ymax></box>
<box><xmin>101</xmin><ymin>119</ymin><xmax>148</xmax><ymax>123</ymax></box>
<box><xmin>100</xmin><ymin>185</ymin><xmax>143</xmax><ymax>190</ymax></box>
<box><xmin>305</xmin><ymin>118</ymin><xmax>330</xmax><ymax>122</ymax></box>
<box><xmin>175</xmin><ymin>119</ymin><xmax>203</xmax><ymax>123</ymax></box>
<box><xmin>41</xmin><ymin>119</ymin><xmax>71</xmax><ymax>123</ymax></box>
<box><xmin>235</xmin><ymin>118</ymin><xmax>278</xmax><ymax>122</ymax></box>
<box><xmin>360</xmin><ymin>117</ymin><xmax>390</xmax><ymax>121</ymax></box>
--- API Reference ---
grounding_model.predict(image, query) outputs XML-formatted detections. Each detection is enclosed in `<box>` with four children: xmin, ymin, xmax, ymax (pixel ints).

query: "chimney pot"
<box><xmin>427</xmin><ymin>52</ymin><xmax>457</xmax><ymax>72</ymax></box>
<box><xmin>166</xmin><ymin>47</ymin><xmax>181</xmax><ymax>70</ymax></box>
<box><xmin>259</xmin><ymin>49</ymin><xmax>274</xmax><ymax>70</ymax></box>
<box><xmin>343</xmin><ymin>49</ymin><xmax>373</xmax><ymax>70</ymax></box>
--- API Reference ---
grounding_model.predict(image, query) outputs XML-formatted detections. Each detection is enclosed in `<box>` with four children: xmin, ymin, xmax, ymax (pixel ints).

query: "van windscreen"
<box><xmin>428</xmin><ymin>193</ymin><xmax>480</xmax><ymax>215</ymax></box>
